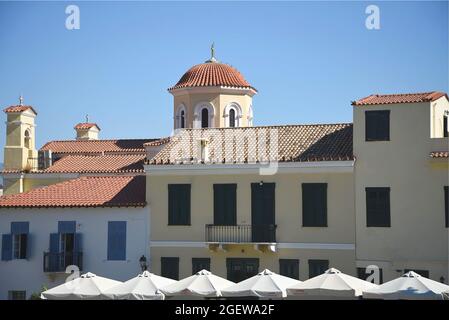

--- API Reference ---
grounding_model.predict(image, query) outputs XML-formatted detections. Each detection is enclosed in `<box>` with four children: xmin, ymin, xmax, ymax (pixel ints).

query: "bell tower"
<box><xmin>3</xmin><ymin>96</ymin><xmax>38</xmax><ymax>174</ymax></box>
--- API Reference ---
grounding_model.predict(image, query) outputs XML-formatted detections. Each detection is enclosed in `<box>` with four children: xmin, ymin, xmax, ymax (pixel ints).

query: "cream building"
<box><xmin>0</xmin><ymin>50</ymin><xmax>448</xmax><ymax>298</ymax></box>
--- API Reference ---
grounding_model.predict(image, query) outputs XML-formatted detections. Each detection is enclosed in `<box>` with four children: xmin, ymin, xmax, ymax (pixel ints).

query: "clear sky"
<box><xmin>0</xmin><ymin>1</ymin><xmax>447</xmax><ymax>162</ymax></box>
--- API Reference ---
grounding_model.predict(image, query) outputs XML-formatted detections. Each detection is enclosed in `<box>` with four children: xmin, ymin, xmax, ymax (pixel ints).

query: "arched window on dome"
<box><xmin>176</xmin><ymin>104</ymin><xmax>186</xmax><ymax>129</ymax></box>
<box><xmin>229</xmin><ymin>109</ymin><xmax>236</xmax><ymax>128</ymax></box>
<box><xmin>224</xmin><ymin>102</ymin><xmax>242</xmax><ymax>128</ymax></box>
<box><xmin>201</xmin><ymin>108</ymin><xmax>209</xmax><ymax>128</ymax></box>
<box><xmin>180</xmin><ymin>110</ymin><xmax>185</xmax><ymax>129</ymax></box>
<box><xmin>24</xmin><ymin>129</ymin><xmax>31</xmax><ymax>149</ymax></box>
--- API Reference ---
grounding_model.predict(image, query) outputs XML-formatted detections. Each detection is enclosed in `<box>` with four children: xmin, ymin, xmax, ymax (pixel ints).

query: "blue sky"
<box><xmin>0</xmin><ymin>1</ymin><xmax>447</xmax><ymax>161</ymax></box>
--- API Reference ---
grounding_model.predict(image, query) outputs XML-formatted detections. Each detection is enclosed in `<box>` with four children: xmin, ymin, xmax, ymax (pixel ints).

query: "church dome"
<box><xmin>169</xmin><ymin>60</ymin><xmax>257</xmax><ymax>92</ymax></box>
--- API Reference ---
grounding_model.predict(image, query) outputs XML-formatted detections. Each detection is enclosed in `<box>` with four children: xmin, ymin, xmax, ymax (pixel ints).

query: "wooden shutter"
<box><xmin>192</xmin><ymin>258</ymin><xmax>211</xmax><ymax>274</ymax></box>
<box><xmin>302</xmin><ymin>184</ymin><xmax>327</xmax><ymax>227</ymax></box>
<box><xmin>1</xmin><ymin>234</ymin><xmax>12</xmax><ymax>261</ymax></box>
<box><xmin>161</xmin><ymin>257</ymin><xmax>179</xmax><ymax>280</ymax></box>
<box><xmin>445</xmin><ymin>186</ymin><xmax>448</xmax><ymax>228</ymax></box>
<box><xmin>308</xmin><ymin>259</ymin><xmax>329</xmax><ymax>278</ymax></box>
<box><xmin>214</xmin><ymin>184</ymin><xmax>236</xmax><ymax>225</ymax></box>
<box><xmin>73</xmin><ymin>233</ymin><xmax>82</xmax><ymax>268</ymax></box>
<box><xmin>279</xmin><ymin>259</ymin><xmax>299</xmax><ymax>280</ymax></box>
<box><xmin>366</xmin><ymin>187</ymin><xmax>390</xmax><ymax>227</ymax></box>
<box><xmin>169</xmin><ymin>184</ymin><xmax>191</xmax><ymax>225</ymax></box>
<box><xmin>107</xmin><ymin>221</ymin><xmax>126</xmax><ymax>261</ymax></box>
<box><xmin>365</xmin><ymin>111</ymin><xmax>390</xmax><ymax>141</ymax></box>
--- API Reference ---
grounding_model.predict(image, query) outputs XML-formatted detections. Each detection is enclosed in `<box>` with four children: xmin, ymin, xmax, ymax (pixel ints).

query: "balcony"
<box><xmin>43</xmin><ymin>252</ymin><xmax>83</xmax><ymax>273</ymax></box>
<box><xmin>205</xmin><ymin>224</ymin><xmax>276</xmax><ymax>245</ymax></box>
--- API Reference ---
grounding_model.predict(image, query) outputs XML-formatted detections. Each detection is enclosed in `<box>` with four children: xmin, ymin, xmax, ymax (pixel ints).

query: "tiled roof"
<box><xmin>352</xmin><ymin>91</ymin><xmax>448</xmax><ymax>106</ymax></box>
<box><xmin>169</xmin><ymin>62</ymin><xmax>256</xmax><ymax>92</ymax></box>
<box><xmin>40</xmin><ymin>139</ymin><xmax>157</xmax><ymax>155</ymax></box>
<box><xmin>147</xmin><ymin>123</ymin><xmax>353</xmax><ymax>165</ymax></box>
<box><xmin>0</xmin><ymin>176</ymin><xmax>146</xmax><ymax>208</ymax></box>
<box><xmin>3</xmin><ymin>105</ymin><xmax>37</xmax><ymax>114</ymax></box>
<box><xmin>143</xmin><ymin>137</ymin><xmax>171</xmax><ymax>147</ymax></box>
<box><xmin>74</xmin><ymin>123</ymin><xmax>100</xmax><ymax>130</ymax></box>
<box><xmin>43</xmin><ymin>154</ymin><xmax>145</xmax><ymax>173</ymax></box>
<box><xmin>430</xmin><ymin>151</ymin><xmax>448</xmax><ymax>158</ymax></box>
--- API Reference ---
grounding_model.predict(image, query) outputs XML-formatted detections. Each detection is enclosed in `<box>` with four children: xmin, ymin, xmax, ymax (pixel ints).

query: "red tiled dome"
<box><xmin>169</xmin><ymin>62</ymin><xmax>256</xmax><ymax>91</ymax></box>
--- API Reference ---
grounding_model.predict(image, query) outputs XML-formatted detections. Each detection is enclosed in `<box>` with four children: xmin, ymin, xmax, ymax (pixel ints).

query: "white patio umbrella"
<box><xmin>363</xmin><ymin>271</ymin><xmax>449</xmax><ymax>300</ymax></box>
<box><xmin>102</xmin><ymin>271</ymin><xmax>177</xmax><ymax>300</ymax></box>
<box><xmin>41</xmin><ymin>272</ymin><xmax>122</xmax><ymax>300</ymax></box>
<box><xmin>221</xmin><ymin>269</ymin><xmax>300</xmax><ymax>298</ymax></box>
<box><xmin>160</xmin><ymin>270</ymin><xmax>235</xmax><ymax>298</ymax></box>
<box><xmin>286</xmin><ymin>268</ymin><xmax>378</xmax><ymax>299</ymax></box>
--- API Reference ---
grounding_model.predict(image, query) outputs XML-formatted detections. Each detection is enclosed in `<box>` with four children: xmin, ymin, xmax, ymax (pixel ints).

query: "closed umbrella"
<box><xmin>221</xmin><ymin>269</ymin><xmax>300</xmax><ymax>298</ymax></box>
<box><xmin>363</xmin><ymin>271</ymin><xmax>449</xmax><ymax>300</ymax></box>
<box><xmin>160</xmin><ymin>270</ymin><xmax>235</xmax><ymax>298</ymax></box>
<box><xmin>41</xmin><ymin>272</ymin><xmax>122</xmax><ymax>300</ymax></box>
<box><xmin>287</xmin><ymin>268</ymin><xmax>378</xmax><ymax>299</ymax></box>
<box><xmin>102</xmin><ymin>271</ymin><xmax>176</xmax><ymax>300</ymax></box>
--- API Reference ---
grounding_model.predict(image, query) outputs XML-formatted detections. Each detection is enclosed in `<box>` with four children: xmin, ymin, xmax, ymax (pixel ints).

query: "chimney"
<box><xmin>74</xmin><ymin>122</ymin><xmax>100</xmax><ymax>140</ymax></box>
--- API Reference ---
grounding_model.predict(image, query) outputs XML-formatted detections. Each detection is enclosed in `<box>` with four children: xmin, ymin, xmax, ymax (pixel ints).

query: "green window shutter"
<box><xmin>444</xmin><ymin>186</ymin><xmax>448</xmax><ymax>228</ymax></box>
<box><xmin>161</xmin><ymin>257</ymin><xmax>179</xmax><ymax>280</ymax></box>
<box><xmin>365</xmin><ymin>111</ymin><xmax>390</xmax><ymax>141</ymax></box>
<box><xmin>192</xmin><ymin>258</ymin><xmax>211</xmax><ymax>274</ymax></box>
<box><xmin>302</xmin><ymin>183</ymin><xmax>327</xmax><ymax>227</ymax></box>
<box><xmin>308</xmin><ymin>259</ymin><xmax>329</xmax><ymax>278</ymax></box>
<box><xmin>168</xmin><ymin>184</ymin><xmax>191</xmax><ymax>225</ymax></box>
<box><xmin>214</xmin><ymin>184</ymin><xmax>237</xmax><ymax>225</ymax></box>
<box><xmin>279</xmin><ymin>259</ymin><xmax>299</xmax><ymax>280</ymax></box>
<box><xmin>366</xmin><ymin>187</ymin><xmax>391</xmax><ymax>227</ymax></box>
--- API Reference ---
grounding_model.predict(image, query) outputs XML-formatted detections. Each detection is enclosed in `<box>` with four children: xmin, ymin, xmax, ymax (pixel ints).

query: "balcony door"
<box><xmin>226</xmin><ymin>258</ymin><xmax>259</xmax><ymax>283</ymax></box>
<box><xmin>251</xmin><ymin>183</ymin><xmax>275</xmax><ymax>242</ymax></box>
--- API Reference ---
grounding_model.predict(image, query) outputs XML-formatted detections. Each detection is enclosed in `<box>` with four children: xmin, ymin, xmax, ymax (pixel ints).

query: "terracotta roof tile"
<box><xmin>352</xmin><ymin>91</ymin><xmax>448</xmax><ymax>106</ymax></box>
<box><xmin>143</xmin><ymin>137</ymin><xmax>171</xmax><ymax>147</ymax></box>
<box><xmin>3</xmin><ymin>105</ymin><xmax>37</xmax><ymax>114</ymax></box>
<box><xmin>43</xmin><ymin>154</ymin><xmax>145</xmax><ymax>173</ymax></box>
<box><xmin>147</xmin><ymin>124</ymin><xmax>353</xmax><ymax>165</ymax></box>
<box><xmin>169</xmin><ymin>62</ymin><xmax>256</xmax><ymax>92</ymax></box>
<box><xmin>430</xmin><ymin>151</ymin><xmax>448</xmax><ymax>158</ymax></box>
<box><xmin>0</xmin><ymin>176</ymin><xmax>146</xmax><ymax>208</ymax></box>
<box><xmin>74</xmin><ymin>123</ymin><xmax>101</xmax><ymax>130</ymax></box>
<box><xmin>40</xmin><ymin>139</ymin><xmax>157</xmax><ymax>155</ymax></box>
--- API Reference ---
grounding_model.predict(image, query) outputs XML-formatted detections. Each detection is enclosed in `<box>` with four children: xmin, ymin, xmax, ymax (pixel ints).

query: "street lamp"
<box><xmin>139</xmin><ymin>255</ymin><xmax>148</xmax><ymax>272</ymax></box>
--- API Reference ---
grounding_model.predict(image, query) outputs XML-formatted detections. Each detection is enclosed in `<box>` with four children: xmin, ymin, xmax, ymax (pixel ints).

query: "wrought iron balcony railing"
<box><xmin>43</xmin><ymin>252</ymin><xmax>83</xmax><ymax>273</ymax></box>
<box><xmin>205</xmin><ymin>224</ymin><xmax>276</xmax><ymax>244</ymax></box>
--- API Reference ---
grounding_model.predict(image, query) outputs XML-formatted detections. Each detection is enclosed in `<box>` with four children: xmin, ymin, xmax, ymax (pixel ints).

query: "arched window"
<box><xmin>24</xmin><ymin>130</ymin><xmax>31</xmax><ymax>149</ymax></box>
<box><xmin>201</xmin><ymin>108</ymin><xmax>209</xmax><ymax>128</ymax></box>
<box><xmin>229</xmin><ymin>109</ymin><xmax>236</xmax><ymax>128</ymax></box>
<box><xmin>180</xmin><ymin>110</ymin><xmax>185</xmax><ymax>129</ymax></box>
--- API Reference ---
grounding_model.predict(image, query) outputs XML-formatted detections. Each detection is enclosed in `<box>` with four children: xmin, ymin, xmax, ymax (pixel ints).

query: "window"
<box><xmin>213</xmin><ymin>184</ymin><xmax>237</xmax><ymax>225</ymax></box>
<box><xmin>24</xmin><ymin>130</ymin><xmax>31</xmax><ymax>149</ymax></box>
<box><xmin>13</xmin><ymin>234</ymin><xmax>27</xmax><ymax>260</ymax></box>
<box><xmin>365</xmin><ymin>110</ymin><xmax>390</xmax><ymax>141</ymax></box>
<box><xmin>302</xmin><ymin>183</ymin><xmax>327</xmax><ymax>227</ymax></box>
<box><xmin>366</xmin><ymin>187</ymin><xmax>391</xmax><ymax>227</ymax></box>
<box><xmin>168</xmin><ymin>184</ymin><xmax>191</xmax><ymax>225</ymax></box>
<box><xmin>279</xmin><ymin>259</ymin><xmax>299</xmax><ymax>280</ymax></box>
<box><xmin>445</xmin><ymin>186</ymin><xmax>448</xmax><ymax>228</ymax></box>
<box><xmin>357</xmin><ymin>267</ymin><xmax>383</xmax><ymax>284</ymax></box>
<box><xmin>229</xmin><ymin>109</ymin><xmax>236</xmax><ymax>128</ymax></box>
<box><xmin>161</xmin><ymin>257</ymin><xmax>179</xmax><ymax>280</ymax></box>
<box><xmin>308</xmin><ymin>259</ymin><xmax>329</xmax><ymax>278</ymax></box>
<box><xmin>107</xmin><ymin>221</ymin><xmax>126</xmax><ymax>261</ymax></box>
<box><xmin>2</xmin><ymin>222</ymin><xmax>29</xmax><ymax>261</ymax></box>
<box><xmin>192</xmin><ymin>258</ymin><xmax>210</xmax><ymax>274</ymax></box>
<box><xmin>404</xmin><ymin>269</ymin><xmax>429</xmax><ymax>278</ymax></box>
<box><xmin>201</xmin><ymin>108</ymin><xmax>209</xmax><ymax>128</ymax></box>
<box><xmin>8</xmin><ymin>291</ymin><xmax>26</xmax><ymax>300</ymax></box>
<box><xmin>444</xmin><ymin>115</ymin><xmax>448</xmax><ymax>138</ymax></box>
<box><xmin>180</xmin><ymin>110</ymin><xmax>185</xmax><ymax>129</ymax></box>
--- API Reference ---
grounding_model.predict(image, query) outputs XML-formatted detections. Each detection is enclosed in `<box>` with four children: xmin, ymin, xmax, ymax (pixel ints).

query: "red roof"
<box><xmin>43</xmin><ymin>154</ymin><xmax>145</xmax><ymax>173</ymax></box>
<box><xmin>40</xmin><ymin>139</ymin><xmax>156</xmax><ymax>155</ymax></box>
<box><xmin>74</xmin><ymin>123</ymin><xmax>101</xmax><ymax>130</ymax></box>
<box><xmin>169</xmin><ymin>62</ymin><xmax>256</xmax><ymax>91</ymax></box>
<box><xmin>430</xmin><ymin>151</ymin><xmax>448</xmax><ymax>158</ymax></box>
<box><xmin>3</xmin><ymin>105</ymin><xmax>37</xmax><ymax>115</ymax></box>
<box><xmin>352</xmin><ymin>91</ymin><xmax>448</xmax><ymax>106</ymax></box>
<box><xmin>0</xmin><ymin>176</ymin><xmax>146</xmax><ymax>208</ymax></box>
